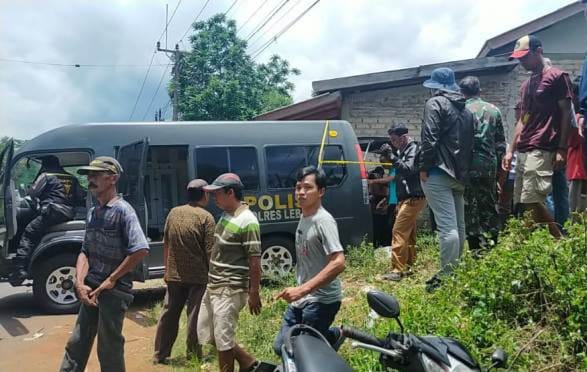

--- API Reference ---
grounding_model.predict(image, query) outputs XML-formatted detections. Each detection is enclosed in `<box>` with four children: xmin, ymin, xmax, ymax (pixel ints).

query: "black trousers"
<box><xmin>153</xmin><ymin>281</ymin><xmax>207</xmax><ymax>361</ymax></box>
<box><xmin>17</xmin><ymin>207</ymin><xmax>71</xmax><ymax>266</ymax></box>
<box><xmin>372</xmin><ymin>213</ymin><xmax>389</xmax><ymax>248</ymax></box>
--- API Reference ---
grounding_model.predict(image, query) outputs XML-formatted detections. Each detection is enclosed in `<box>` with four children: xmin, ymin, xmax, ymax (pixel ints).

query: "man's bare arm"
<box><xmin>89</xmin><ymin>249</ymin><xmax>149</xmax><ymax>299</ymax></box>
<box><xmin>248</xmin><ymin>256</ymin><xmax>262</xmax><ymax>315</ymax></box>
<box><xmin>277</xmin><ymin>252</ymin><xmax>345</xmax><ymax>303</ymax></box>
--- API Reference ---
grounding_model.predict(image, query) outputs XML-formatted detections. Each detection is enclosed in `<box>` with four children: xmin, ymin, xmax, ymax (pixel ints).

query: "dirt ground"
<box><xmin>0</xmin><ymin>283</ymin><xmax>171</xmax><ymax>372</ymax></box>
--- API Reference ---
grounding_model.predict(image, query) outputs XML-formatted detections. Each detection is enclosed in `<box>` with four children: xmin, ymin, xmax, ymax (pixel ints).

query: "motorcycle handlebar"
<box><xmin>342</xmin><ymin>326</ymin><xmax>385</xmax><ymax>348</ymax></box>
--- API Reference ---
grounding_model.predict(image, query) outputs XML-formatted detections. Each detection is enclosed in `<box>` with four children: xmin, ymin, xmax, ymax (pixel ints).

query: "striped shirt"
<box><xmin>208</xmin><ymin>204</ymin><xmax>261</xmax><ymax>291</ymax></box>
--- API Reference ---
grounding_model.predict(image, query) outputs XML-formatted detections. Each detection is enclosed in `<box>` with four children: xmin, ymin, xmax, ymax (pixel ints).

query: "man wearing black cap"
<box><xmin>12</xmin><ymin>155</ymin><xmax>85</xmax><ymax>281</ymax></box>
<box><xmin>419</xmin><ymin>67</ymin><xmax>474</xmax><ymax>292</ymax></box>
<box><xmin>502</xmin><ymin>35</ymin><xmax>574</xmax><ymax>238</ymax></box>
<box><xmin>60</xmin><ymin>157</ymin><xmax>149</xmax><ymax>372</ymax></box>
<box><xmin>381</xmin><ymin>125</ymin><xmax>426</xmax><ymax>281</ymax></box>
<box><xmin>153</xmin><ymin>179</ymin><xmax>215</xmax><ymax>364</ymax></box>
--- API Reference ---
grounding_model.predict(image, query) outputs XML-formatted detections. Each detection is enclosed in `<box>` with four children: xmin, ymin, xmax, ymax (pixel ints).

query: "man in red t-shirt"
<box><xmin>502</xmin><ymin>35</ymin><xmax>574</xmax><ymax>238</ymax></box>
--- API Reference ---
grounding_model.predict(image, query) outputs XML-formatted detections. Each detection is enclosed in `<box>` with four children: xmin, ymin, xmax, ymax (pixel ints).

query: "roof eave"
<box><xmin>476</xmin><ymin>1</ymin><xmax>584</xmax><ymax>57</ymax></box>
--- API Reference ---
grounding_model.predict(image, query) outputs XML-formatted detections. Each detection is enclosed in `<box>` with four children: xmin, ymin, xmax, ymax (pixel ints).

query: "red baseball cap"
<box><xmin>510</xmin><ymin>35</ymin><xmax>542</xmax><ymax>60</ymax></box>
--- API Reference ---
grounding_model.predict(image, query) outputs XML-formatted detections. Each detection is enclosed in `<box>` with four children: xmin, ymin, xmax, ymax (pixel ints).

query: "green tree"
<box><xmin>173</xmin><ymin>14</ymin><xmax>299</xmax><ymax>121</ymax></box>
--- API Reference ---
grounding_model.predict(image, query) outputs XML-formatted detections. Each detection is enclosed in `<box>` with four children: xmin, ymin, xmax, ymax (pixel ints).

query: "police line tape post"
<box><xmin>317</xmin><ymin>120</ymin><xmax>330</xmax><ymax>170</ymax></box>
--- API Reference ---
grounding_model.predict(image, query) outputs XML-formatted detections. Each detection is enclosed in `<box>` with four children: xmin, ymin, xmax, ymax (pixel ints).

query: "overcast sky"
<box><xmin>0</xmin><ymin>0</ymin><xmax>577</xmax><ymax>139</ymax></box>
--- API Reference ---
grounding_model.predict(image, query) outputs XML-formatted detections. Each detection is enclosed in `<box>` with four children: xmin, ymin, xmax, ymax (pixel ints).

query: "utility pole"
<box><xmin>157</xmin><ymin>42</ymin><xmax>186</xmax><ymax>121</ymax></box>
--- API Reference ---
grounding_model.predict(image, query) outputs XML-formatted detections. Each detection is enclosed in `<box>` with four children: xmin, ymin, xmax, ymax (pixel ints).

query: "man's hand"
<box><xmin>277</xmin><ymin>286</ymin><xmax>308</xmax><ymax>303</ymax></box>
<box><xmin>419</xmin><ymin>171</ymin><xmax>428</xmax><ymax>183</ymax></box>
<box><xmin>554</xmin><ymin>149</ymin><xmax>566</xmax><ymax>171</ymax></box>
<box><xmin>76</xmin><ymin>283</ymin><xmax>94</xmax><ymax>306</ymax></box>
<box><xmin>502</xmin><ymin>151</ymin><xmax>513</xmax><ymax>172</ymax></box>
<box><xmin>248</xmin><ymin>290</ymin><xmax>262</xmax><ymax>315</ymax></box>
<box><xmin>88</xmin><ymin>276</ymin><xmax>116</xmax><ymax>303</ymax></box>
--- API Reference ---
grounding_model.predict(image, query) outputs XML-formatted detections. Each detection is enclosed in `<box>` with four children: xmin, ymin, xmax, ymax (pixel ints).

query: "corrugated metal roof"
<box><xmin>312</xmin><ymin>56</ymin><xmax>517</xmax><ymax>94</ymax></box>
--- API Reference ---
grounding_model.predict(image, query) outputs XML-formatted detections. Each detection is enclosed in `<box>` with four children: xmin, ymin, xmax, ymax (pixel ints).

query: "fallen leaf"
<box><xmin>24</xmin><ymin>332</ymin><xmax>44</xmax><ymax>341</ymax></box>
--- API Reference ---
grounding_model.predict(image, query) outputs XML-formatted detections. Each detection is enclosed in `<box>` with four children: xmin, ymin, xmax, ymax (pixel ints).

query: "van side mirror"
<box><xmin>488</xmin><ymin>348</ymin><xmax>508</xmax><ymax>370</ymax></box>
<box><xmin>367</xmin><ymin>291</ymin><xmax>400</xmax><ymax>319</ymax></box>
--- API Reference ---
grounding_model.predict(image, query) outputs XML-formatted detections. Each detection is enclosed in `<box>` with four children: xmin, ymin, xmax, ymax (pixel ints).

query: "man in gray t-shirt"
<box><xmin>273</xmin><ymin>166</ymin><xmax>346</xmax><ymax>355</ymax></box>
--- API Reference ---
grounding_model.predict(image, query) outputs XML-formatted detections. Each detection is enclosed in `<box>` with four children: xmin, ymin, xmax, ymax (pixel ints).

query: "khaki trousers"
<box><xmin>391</xmin><ymin>197</ymin><xmax>427</xmax><ymax>272</ymax></box>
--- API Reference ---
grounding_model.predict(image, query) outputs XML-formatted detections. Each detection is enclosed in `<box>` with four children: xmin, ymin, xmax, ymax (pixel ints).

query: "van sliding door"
<box><xmin>116</xmin><ymin>138</ymin><xmax>149</xmax><ymax>281</ymax></box>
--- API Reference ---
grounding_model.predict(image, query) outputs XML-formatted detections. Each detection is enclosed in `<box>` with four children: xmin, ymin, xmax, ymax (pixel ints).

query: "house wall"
<box><xmin>343</xmin><ymin>57</ymin><xmax>584</xmax><ymax>143</ymax></box>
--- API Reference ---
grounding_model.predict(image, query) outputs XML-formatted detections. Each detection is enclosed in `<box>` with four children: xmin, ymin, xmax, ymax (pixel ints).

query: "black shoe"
<box><xmin>8</xmin><ymin>269</ymin><xmax>28</xmax><ymax>285</ymax></box>
<box><xmin>425</xmin><ymin>275</ymin><xmax>442</xmax><ymax>293</ymax></box>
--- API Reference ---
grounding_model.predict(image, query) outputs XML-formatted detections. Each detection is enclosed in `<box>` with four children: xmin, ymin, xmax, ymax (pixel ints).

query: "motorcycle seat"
<box><xmin>293</xmin><ymin>334</ymin><xmax>352</xmax><ymax>372</ymax></box>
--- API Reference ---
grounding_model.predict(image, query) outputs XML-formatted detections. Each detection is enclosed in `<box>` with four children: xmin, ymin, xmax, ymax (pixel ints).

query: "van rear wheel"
<box><xmin>33</xmin><ymin>254</ymin><xmax>80</xmax><ymax>314</ymax></box>
<box><xmin>261</xmin><ymin>237</ymin><xmax>295</xmax><ymax>278</ymax></box>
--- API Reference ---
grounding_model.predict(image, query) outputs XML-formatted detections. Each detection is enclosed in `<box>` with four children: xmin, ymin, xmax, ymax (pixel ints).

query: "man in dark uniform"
<box><xmin>13</xmin><ymin>155</ymin><xmax>85</xmax><ymax>279</ymax></box>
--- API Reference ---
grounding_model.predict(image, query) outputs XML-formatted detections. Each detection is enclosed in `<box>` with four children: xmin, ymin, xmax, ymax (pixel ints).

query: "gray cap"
<box><xmin>186</xmin><ymin>178</ymin><xmax>208</xmax><ymax>190</ymax></box>
<box><xmin>203</xmin><ymin>173</ymin><xmax>244</xmax><ymax>191</ymax></box>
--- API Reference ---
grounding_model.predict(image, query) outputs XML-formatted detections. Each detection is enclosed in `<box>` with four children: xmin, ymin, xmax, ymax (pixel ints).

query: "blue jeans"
<box><xmin>272</xmin><ymin>301</ymin><xmax>341</xmax><ymax>356</ymax></box>
<box><xmin>545</xmin><ymin>169</ymin><xmax>569</xmax><ymax>227</ymax></box>
<box><xmin>421</xmin><ymin>172</ymin><xmax>466</xmax><ymax>275</ymax></box>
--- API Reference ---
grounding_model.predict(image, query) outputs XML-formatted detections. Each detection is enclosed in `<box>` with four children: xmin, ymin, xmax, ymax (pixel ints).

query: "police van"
<box><xmin>0</xmin><ymin>120</ymin><xmax>372</xmax><ymax>313</ymax></box>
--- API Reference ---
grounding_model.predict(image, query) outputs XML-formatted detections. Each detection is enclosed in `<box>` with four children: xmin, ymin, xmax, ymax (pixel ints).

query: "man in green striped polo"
<box><xmin>197</xmin><ymin>173</ymin><xmax>263</xmax><ymax>372</ymax></box>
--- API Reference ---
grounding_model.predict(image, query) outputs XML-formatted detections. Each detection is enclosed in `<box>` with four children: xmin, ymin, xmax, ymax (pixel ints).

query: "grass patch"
<box><xmin>150</xmin><ymin>219</ymin><xmax>587</xmax><ymax>371</ymax></box>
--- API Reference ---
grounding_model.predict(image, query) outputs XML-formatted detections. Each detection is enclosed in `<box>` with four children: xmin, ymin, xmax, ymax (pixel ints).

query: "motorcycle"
<box><xmin>261</xmin><ymin>323</ymin><xmax>353</xmax><ymax>372</ymax></box>
<box><xmin>341</xmin><ymin>290</ymin><xmax>508</xmax><ymax>372</ymax></box>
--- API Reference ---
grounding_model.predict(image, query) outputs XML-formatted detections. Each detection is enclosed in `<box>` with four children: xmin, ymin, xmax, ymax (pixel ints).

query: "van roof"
<box><xmin>17</xmin><ymin>120</ymin><xmax>356</xmax><ymax>156</ymax></box>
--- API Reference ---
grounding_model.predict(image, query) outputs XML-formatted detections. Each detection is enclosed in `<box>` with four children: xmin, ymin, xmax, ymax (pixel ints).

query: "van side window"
<box><xmin>195</xmin><ymin>147</ymin><xmax>259</xmax><ymax>190</ymax></box>
<box><xmin>265</xmin><ymin>145</ymin><xmax>346</xmax><ymax>189</ymax></box>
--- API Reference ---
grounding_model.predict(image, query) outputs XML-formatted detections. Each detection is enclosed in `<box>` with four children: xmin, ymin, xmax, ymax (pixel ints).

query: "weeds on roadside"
<box><xmin>154</xmin><ymin>217</ymin><xmax>587</xmax><ymax>371</ymax></box>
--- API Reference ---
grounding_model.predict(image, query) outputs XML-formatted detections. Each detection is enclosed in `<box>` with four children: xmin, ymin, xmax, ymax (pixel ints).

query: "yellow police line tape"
<box><xmin>317</xmin><ymin>120</ymin><xmax>393</xmax><ymax>168</ymax></box>
<box><xmin>320</xmin><ymin>160</ymin><xmax>393</xmax><ymax>166</ymax></box>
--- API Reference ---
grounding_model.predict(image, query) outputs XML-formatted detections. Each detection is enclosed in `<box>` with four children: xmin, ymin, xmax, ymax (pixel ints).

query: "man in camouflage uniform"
<box><xmin>459</xmin><ymin>76</ymin><xmax>506</xmax><ymax>253</ymax></box>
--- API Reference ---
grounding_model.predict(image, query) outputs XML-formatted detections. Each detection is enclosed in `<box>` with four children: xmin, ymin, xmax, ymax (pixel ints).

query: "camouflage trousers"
<box><xmin>464</xmin><ymin>177</ymin><xmax>500</xmax><ymax>251</ymax></box>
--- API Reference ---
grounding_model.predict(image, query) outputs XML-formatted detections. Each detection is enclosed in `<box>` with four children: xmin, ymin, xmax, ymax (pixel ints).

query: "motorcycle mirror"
<box><xmin>367</xmin><ymin>291</ymin><xmax>400</xmax><ymax>319</ymax></box>
<box><xmin>489</xmin><ymin>348</ymin><xmax>508</xmax><ymax>369</ymax></box>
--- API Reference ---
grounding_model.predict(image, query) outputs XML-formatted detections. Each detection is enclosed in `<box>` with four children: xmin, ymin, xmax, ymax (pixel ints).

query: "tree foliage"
<box><xmin>173</xmin><ymin>14</ymin><xmax>300</xmax><ymax>121</ymax></box>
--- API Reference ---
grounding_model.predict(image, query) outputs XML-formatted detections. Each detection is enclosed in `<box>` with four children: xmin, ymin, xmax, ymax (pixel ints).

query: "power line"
<box><xmin>157</xmin><ymin>0</ymin><xmax>184</xmax><ymax>43</ymax></box>
<box><xmin>161</xmin><ymin>99</ymin><xmax>172</xmax><ymax>119</ymax></box>
<box><xmin>128</xmin><ymin>50</ymin><xmax>157</xmax><ymax>121</ymax></box>
<box><xmin>246</xmin><ymin>0</ymin><xmax>289</xmax><ymax>42</ymax></box>
<box><xmin>0</xmin><ymin>57</ymin><xmax>168</xmax><ymax>68</ymax></box>
<box><xmin>178</xmin><ymin>0</ymin><xmax>212</xmax><ymax>44</ymax></box>
<box><xmin>224</xmin><ymin>0</ymin><xmax>240</xmax><ymax>16</ymax></box>
<box><xmin>252</xmin><ymin>0</ymin><xmax>321</xmax><ymax>59</ymax></box>
<box><xmin>248</xmin><ymin>0</ymin><xmax>302</xmax><ymax>50</ymax></box>
<box><xmin>237</xmin><ymin>0</ymin><xmax>270</xmax><ymax>33</ymax></box>
<box><xmin>142</xmin><ymin>64</ymin><xmax>172</xmax><ymax>120</ymax></box>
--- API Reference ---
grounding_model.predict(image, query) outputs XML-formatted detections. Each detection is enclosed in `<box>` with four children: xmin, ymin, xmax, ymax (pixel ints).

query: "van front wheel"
<box><xmin>261</xmin><ymin>237</ymin><xmax>295</xmax><ymax>278</ymax></box>
<box><xmin>33</xmin><ymin>254</ymin><xmax>80</xmax><ymax>314</ymax></box>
